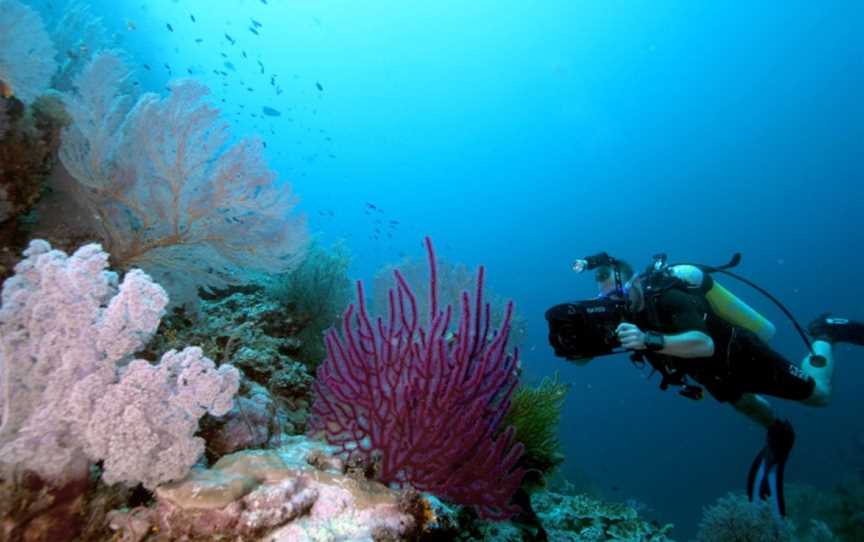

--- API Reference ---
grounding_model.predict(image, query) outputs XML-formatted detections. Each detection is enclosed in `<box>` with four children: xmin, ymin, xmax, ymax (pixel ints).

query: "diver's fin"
<box><xmin>747</xmin><ymin>419</ymin><xmax>795</xmax><ymax>517</ymax></box>
<box><xmin>808</xmin><ymin>314</ymin><xmax>864</xmax><ymax>346</ymax></box>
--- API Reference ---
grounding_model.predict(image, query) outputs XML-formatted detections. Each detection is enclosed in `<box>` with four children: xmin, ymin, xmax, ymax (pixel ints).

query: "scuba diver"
<box><xmin>546</xmin><ymin>252</ymin><xmax>864</xmax><ymax>517</ymax></box>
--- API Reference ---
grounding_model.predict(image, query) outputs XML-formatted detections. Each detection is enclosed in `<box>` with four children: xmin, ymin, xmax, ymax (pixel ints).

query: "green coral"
<box><xmin>264</xmin><ymin>240</ymin><xmax>352</xmax><ymax>368</ymax></box>
<box><xmin>503</xmin><ymin>373</ymin><xmax>569</xmax><ymax>482</ymax></box>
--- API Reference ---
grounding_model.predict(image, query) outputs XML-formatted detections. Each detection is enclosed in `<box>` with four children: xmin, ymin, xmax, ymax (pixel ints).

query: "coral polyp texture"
<box><xmin>0</xmin><ymin>240</ymin><xmax>240</xmax><ymax>488</ymax></box>
<box><xmin>0</xmin><ymin>0</ymin><xmax>57</xmax><ymax>103</ymax></box>
<box><xmin>59</xmin><ymin>51</ymin><xmax>308</xmax><ymax>304</ymax></box>
<box><xmin>309</xmin><ymin>236</ymin><xmax>525</xmax><ymax>519</ymax></box>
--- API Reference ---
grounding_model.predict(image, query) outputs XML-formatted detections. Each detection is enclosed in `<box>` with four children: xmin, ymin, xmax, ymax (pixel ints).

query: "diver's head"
<box><xmin>594</xmin><ymin>260</ymin><xmax>634</xmax><ymax>296</ymax></box>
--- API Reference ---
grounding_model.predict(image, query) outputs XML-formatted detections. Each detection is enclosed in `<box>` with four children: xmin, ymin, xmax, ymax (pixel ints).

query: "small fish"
<box><xmin>126</xmin><ymin>19</ymin><xmax>137</xmax><ymax>31</ymax></box>
<box><xmin>260</xmin><ymin>0</ymin><xmax>267</xmax><ymax>4</ymax></box>
<box><xmin>221</xmin><ymin>52</ymin><xmax>228</xmax><ymax>58</ymax></box>
<box><xmin>257</xmin><ymin>60</ymin><xmax>265</xmax><ymax>74</ymax></box>
<box><xmin>366</xmin><ymin>202</ymin><xmax>378</xmax><ymax>210</ymax></box>
<box><xmin>246</xmin><ymin>87</ymin><xmax>254</xmax><ymax>92</ymax></box>
<box><xmin>316</xmin><ymin>81</ymin><xmax>324</xmax><ymax>91</ymax></box>
<box><xmin>225</xmin><ymin>33</ymin><xmax>235</xmax><ymax>45</ymax></box>
<box><xmin>143</xmin><ymin>63</ymin><xmax>151</xmax><ymax>71</ymax></box>
<box><xmin>251</xmin><ymin>18</ymin><xmax>263</xmax><ymax>28</ymax></box>
<box><xmin>195</xmin><ymin>38</ymin><xmax>203</xmax><ymax>43</ymax></box>
<box><xmin>276</xmin><ymin>86</ymin><xmax>283</xmax><ymax>95</ymax></box>
<box><xmin>262</xmin><ymin>106</ymin><xmax>281</xmax><ymax>117</ymax></box>
<box><xmin>166</xmin><ymin>23</ymin><xmax>174</xmax><ymax>32</ymax></box>
<box><xmin>187</xmin><ymin>67</ymin><xmax>193</xmax><ymax>75</ymax></box>
<box><xmin>164</xmin><ymin>63</ymin><xmax>171</xmax><ymax>71</ymax></box>
<box><xmin>224</xmin><ymin>61</ymin><xmax>236</xmax><ymax>71</ymax></box>
<box><xmin>270</xmin><ymin>75</ymin><xmax>276</xmax><ymax>86</ymax></box>
<box><xmin>190</xmin><ymin>14</ymin><xmax>196</xmax><ymax>23</ymax></box>
<box><xmin>242</xmin><ymin>51</ymin><xmax>248</xmax><ymax>59</ymax></box>
<box><xmin>249</xmin><ymin>27</ymin><xmax>259</xmax><ymax>36</ymax></box>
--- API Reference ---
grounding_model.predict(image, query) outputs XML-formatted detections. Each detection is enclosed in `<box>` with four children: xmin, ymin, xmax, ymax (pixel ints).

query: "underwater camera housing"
<box><xmin>545</xmin><ymin>296</ymin><xmax>627</xmax><ymax>360</ymax></box>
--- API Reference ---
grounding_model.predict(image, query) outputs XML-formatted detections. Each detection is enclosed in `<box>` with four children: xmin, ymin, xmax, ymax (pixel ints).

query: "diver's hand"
<box><xmin>616</xmin><ymin>322</ymin><xmax>647</xmax><ymax>350</ymax></box>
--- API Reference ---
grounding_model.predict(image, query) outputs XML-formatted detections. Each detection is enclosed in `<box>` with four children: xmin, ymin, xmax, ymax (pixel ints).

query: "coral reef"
<box><xmin>106</xmin><ymin>436</ymin><xmax>426</xmax><ymax>542</ymax></box>
<box><xmin>59</xmin><ymin>51</ymin><xmax>308</xmax><ymax>306</ymax></box>
<box><xmin>786</xmin><ymin>480</ymin><xmax>864</xmax><ymax>541</ymax></box>
<box><xmin>0</xmin><ymin>240</ymin><xmax>239</xmax><ymax>488</ymax></box>
<box><xmin>0</xmin><ymin>0</ymin><xmax>57</xmax><ymax>103</ymax></box>
<box><xmin>696</xmin><ymin>493</ymin><xmax>794</xmax><ymax>542</ymax></box>
<box><xmin>265</xmin><ymin>241</ymin><xmax>353</xmax><ymax>367</ymax></box>
<box><xmin>144</xmin><ymin>286</ymin><xmax>316</xmax><ymax>447</ymax></box>
<box><xmin>527</xmin><ymin>491</ymin><xmax>674</xmax><ymax>542</ymax></box>
<box><xmin>0</xmin><ymin>94</ymin><xmax>71</xmax><ymax>279</ymax></box>
<box><xmin>0</xmin><ymin>97</ymin><xmax>7</xmax><ymax>138</ymax></box>
<box><xmin>310</xmin><ymin>237</ymin><xmax>524</xmax><ymax>519</ymax></box>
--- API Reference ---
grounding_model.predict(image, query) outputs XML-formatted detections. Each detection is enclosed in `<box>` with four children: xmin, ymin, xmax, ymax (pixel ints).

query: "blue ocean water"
<box><xmin>40</xmin><ymin>0</ymin><xmax>864</xmax><ymax>537</ymax></box>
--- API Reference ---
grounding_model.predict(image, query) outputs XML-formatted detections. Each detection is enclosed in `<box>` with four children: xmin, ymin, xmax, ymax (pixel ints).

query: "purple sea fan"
<box><xmin>309</xmin><ymin>237</ymin><xmax>525</xmax><ymax>519</ymax></box>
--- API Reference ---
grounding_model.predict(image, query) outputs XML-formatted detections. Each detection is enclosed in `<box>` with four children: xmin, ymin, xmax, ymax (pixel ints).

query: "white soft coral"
<box><xmin>0</xmin><ymin>240</ymin><xmax>239</xmax><ymax>486</ymax></box>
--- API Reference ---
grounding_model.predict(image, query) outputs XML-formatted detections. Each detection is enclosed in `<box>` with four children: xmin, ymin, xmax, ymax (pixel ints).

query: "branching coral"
<box><xmin>373</xmin><ymin>254</ymin><xmax>529</xmax><ymax>347</ymax></box>
<box><xmin>310</xmin><ymin>237</ymin><xmax>524</xmax><ymax>519</ymax></box>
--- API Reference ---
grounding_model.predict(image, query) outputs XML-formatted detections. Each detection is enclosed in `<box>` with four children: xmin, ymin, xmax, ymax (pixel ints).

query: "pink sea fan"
<box><xmin>60</xmin><ymin>52</ymin><xmax>308</xmax><ymax>303</ymax></box>
<box><xmin>309</xmin><ymin>237</ymin><xmax>525</xmax><ymax>519</ymax></box>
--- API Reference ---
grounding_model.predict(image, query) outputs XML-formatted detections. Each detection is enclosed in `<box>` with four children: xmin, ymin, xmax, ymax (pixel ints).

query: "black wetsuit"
<box><xmin>634</xmin><ymin>288</ymin><xmax>815</xmax><ymax>403</ymax></box>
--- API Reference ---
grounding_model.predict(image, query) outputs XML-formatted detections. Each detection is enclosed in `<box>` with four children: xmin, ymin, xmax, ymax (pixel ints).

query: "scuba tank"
<box><xmin>666</xmin><ymin>264</ymin><xmax>776</xmax><ymax>343</ymax></box>
<box><xmin>646</xmin><ymin>253</ymin><xmax>822</xmax><ymax>365</ymax></box>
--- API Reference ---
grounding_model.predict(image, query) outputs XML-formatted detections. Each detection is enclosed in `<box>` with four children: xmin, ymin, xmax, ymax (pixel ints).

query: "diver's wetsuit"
<box><xmin>634</xmin><ymin>288</ymin><xmax>815</xmax><ymax>403</ymax></box>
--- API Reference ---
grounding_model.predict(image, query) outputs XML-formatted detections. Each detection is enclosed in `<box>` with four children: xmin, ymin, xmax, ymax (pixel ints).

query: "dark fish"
<box><xmin>366</xmin><ymin>202</ymin><xmax>378</xmax><ymax>210</ymax></box>
<box><xmin>164</xmin><ymin>62</ymin><xmax>171</xmax><ymax>71</ymax></box>
<box><xmin>262</xmin><ymin>106</ymin><xmax>281</xmax><ymax>117</ymax></box>
<box><xmin>225</xmin><ymin>33</ymin><xmax>235</xmax><ymax>44</ymax></box>
<box><xmin>316</xmin><ymin>81</ymin><xmax>324</xmax><ymax>91</ymax></box>
<box><xmin>224</xmin><ymin>61</ymin><xmax>236</xmax><ymax>71</ymax></box>
<box><xmin>249</xmin><ymin>27</ymin><xmax>259</xmax><ymax>35</ymax></box>
<box><xmin>187</xmin><ymin>67</ymin><xmax>193</xmax><ymax>75</ymax></box>
<box><xmin>251</xmin><ymin>18</ymin><xmax>263</xmax><ymax>28</ymax></box>
<box><xmin>242</xmin><ymin>51</ymin><xmax>248</xmax><ymax>59</ymax></box>
<box><xmin>195</xmin><ymin>38</ymin><xmax>203</xmax><ymax>43</ymax></box>
<box><xmin>247</xmin><ymin>87</ymin><xmax>254</xmax><ymax>92</ymax></box>
<box><xmin>190</xmin><ymin>14</ymin><xmax>196</xmax><ymax>23</ymax></box>
<box><xmin>260</xmin><ymin>0</ymin><xmax>267</xmax><ymax>4</ymax></box>
<box><xmin>270</xmin><ymin>75</ymin><xmax>276</xmax><ymax>86</ymax></box>
<box><xmin>143</xmin><ymin>63</ymin><xmax>151</xmax><ymax>71</ymax></box>
<box><xmin>257</xmin><ymin>60</ymin><xmax>265</xmax><ymax>74</ymax></box>
<box><xmin>276</xmin><ymin>86</ymin><xmax>283</xmax><ymax>95</ymax></box>
<box><xmin>166</xmin><ymin>23</ymin><xmax>174</xmax><ymax>32</ymax></box>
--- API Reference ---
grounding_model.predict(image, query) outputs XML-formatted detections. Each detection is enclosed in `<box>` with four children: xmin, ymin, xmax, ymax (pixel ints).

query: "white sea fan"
<box><xmin>0</xmin><ymin>0</ymin><xmax>58</xmax><ymax>102</ymax></box>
